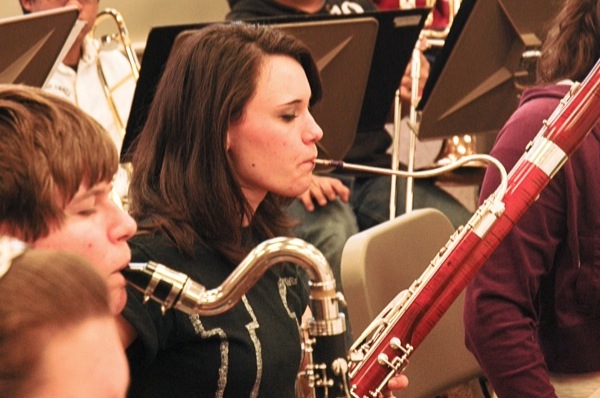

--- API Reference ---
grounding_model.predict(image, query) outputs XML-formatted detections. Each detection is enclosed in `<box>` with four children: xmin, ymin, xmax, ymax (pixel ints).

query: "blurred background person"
<box><xmin>227</xmin><ymin>0</ymin><xmax>376</xmax><ymax>18</ymax></box>
<box><xmin>18</xmin><ymin>0</ymin><xmax>136</xmax><ymax>153</ymax></box>
<box><xmin>18</xmin><ymin>0</ymin><xmax>137</xmax><ymax>201</ymax></box>
<box><xmin>0</xmin><ymin>237</ymin><xmax>129</xmax><ymax>398</ymax></box>
<box><xmin>463</xmin><ymin>0</ymin><xmax>600</xmax><ymax>396</ymax></box>
<box><xmin>374</xmin><ymin>0</ymin><xmax>451</xmax><ymax>31</ymax></box>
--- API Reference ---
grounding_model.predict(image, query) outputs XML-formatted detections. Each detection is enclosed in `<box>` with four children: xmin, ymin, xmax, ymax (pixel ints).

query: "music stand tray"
<box><xmin>0</xmin><ymin>6</ymin><xmax>80</xmax><ymax>87</ymax></box>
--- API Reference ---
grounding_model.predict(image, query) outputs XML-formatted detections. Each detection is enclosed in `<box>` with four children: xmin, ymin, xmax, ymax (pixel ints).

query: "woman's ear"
<box><xmin>226</xmin><ymin>132</ymin><xmax>231</xmax><ymax>151</ymax></box>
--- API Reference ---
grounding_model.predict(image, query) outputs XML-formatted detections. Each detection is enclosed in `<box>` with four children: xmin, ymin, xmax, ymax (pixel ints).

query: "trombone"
<box><xmin>90</xmin><ymin>7</ymin><xmax>140</xmax><ymax>139</ymax></box>
<box><xmin>90</xmin><ymin>8</ymin><xmax>140</xmax><ymax>211</ymax></box>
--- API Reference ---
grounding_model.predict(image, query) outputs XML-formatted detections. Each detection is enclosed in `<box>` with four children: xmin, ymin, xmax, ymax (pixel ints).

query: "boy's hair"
<box><xmin>0</xmin><ymin>85</ymin><xmax>118</xmax><ymax>241</ymax></box>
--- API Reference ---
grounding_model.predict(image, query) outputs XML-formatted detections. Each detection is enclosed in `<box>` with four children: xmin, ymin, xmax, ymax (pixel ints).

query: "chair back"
<box><xmin>341</xmin><ymin>208</ymin><xmax>483</xmax><ymax>397</ymax></box>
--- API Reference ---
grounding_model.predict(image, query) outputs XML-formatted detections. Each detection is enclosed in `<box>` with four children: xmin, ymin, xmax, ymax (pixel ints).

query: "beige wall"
<box><xmin>0</xmin><ymin>1</ymin><xmax>230</xmax><ymax>46</ymax></box>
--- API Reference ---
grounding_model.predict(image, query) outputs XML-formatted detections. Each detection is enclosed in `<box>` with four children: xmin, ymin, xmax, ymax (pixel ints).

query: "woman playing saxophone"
<box><xmin>119</xmin><ymin>23</ymin><xmax>407</xmax><ymax>397</ymax></box>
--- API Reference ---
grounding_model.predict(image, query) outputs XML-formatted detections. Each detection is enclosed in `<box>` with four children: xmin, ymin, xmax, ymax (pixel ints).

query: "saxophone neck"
<box><xmin>124</xmin><ymin>237</ymin><xmax>340</xmax><ymax>319</ymax></box>
<box><xmin>235</xmin><ymin>236</ymin><xmax>336</xmax><ymax>292</ymax></box>
<box><xmin>232</xmin><ymin>237</ymin><xmax>344</xmax><ymax>334</ymax></box>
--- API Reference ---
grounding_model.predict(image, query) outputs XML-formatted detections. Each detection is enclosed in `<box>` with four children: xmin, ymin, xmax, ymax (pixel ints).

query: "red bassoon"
<box><xmin>335</xmin><ymin>59</ymin><xmax>600</xmax><ymax>397</ymax></box>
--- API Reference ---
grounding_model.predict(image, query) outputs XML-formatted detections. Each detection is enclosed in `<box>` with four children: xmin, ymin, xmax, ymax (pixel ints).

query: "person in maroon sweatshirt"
<box><xmin>463</xmin><ymin>0</ymin><xmax>600</xmax><ymax>396</ymax></box>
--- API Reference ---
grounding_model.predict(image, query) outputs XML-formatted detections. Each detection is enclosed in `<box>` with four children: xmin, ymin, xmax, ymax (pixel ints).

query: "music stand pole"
<box><xmin>405</xmin><ymin>42</ymin><xmax>423</xmax><ymax>213</ymax></box>
<box><xmin>389</xmin><ymin>89</ymin><xmax>402</xmax><ymax>220</ymax></box>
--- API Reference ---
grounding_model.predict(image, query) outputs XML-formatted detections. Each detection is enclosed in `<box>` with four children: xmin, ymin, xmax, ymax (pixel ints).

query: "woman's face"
<box><xmin>227</xmin><ymin>54</ymin><xmax>323</xmax><ymax>210</ymax></box>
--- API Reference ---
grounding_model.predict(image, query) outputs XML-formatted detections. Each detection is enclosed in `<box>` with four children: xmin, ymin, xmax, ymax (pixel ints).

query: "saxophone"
<box><xmin>123</xmin><ymin>236</ymin><xmax>349</xmax><ymax>398</ymax></box>
<box><xmin>339</xmin><ymin>59</ymin><xmax>600</xmax><ymax>397</ymax></box>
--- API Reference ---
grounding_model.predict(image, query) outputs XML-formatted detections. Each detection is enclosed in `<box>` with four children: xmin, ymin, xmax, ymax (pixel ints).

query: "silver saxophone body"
<box><xmin>124</xmin><ymin>236</ymin><xmax>349</xmax><ymax>398</ymax></box>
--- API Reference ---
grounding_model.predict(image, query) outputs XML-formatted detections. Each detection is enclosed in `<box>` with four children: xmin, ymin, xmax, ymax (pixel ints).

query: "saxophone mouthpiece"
<box><xmin>122</xmin><ymin>262</ymin><xmax>154</xmax><ymax>289</ymax></box>
<box><xmin>122</xmin><ymin>262</ymin><xmax>153</xmax><ymax>304</ymax></box>
<box><xmin>122</xmin><ymin>261</ymin><xmax>185</xmax><ymax>310</ymax></box>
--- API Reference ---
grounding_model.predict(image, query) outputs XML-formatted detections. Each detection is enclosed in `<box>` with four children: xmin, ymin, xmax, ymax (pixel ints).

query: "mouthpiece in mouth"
<box><xmin>122</xmin><ymin>262</ymin><xmax>184</xmax><ymax>306</ymax></box>
<box><xmin>315</xmin><ymin>159</ymin><xmax>344</xmax><ymax>168</ymax></box>
<box><xmin>122</xmin><ymin>262</ymin><xmax>154</xmax><ymax>288</ymax></box>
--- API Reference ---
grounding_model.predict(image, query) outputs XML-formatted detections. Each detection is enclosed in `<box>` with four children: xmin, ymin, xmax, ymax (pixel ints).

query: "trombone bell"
<box><xmin>92</xmin><ymin>8</ymin><xmax>140</xmax><ymax>80</ymax></box>
<box><xmin>89</xmin><ymin>7</ymin><xmax>140</xmax><ymax>140</ymax></box>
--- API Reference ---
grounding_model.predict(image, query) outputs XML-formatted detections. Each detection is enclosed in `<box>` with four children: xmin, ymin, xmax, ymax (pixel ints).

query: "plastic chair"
<box><xmin>341</xmin><ymin>208</ymin><xmax>485</xmax><ymax>397</ymax></box>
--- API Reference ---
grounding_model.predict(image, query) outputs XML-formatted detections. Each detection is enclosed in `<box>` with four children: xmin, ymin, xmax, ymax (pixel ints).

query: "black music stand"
<box><xmin>416</xmin><ymin>0</ymin><xmax>561</xmax><ymax>140</ymax></box>
<box><xmin>121</xmin><ymin>9</ymin><xmax>430</xmax><ymax>162</ymax></box>
<box><xmin>0</xmin><ymin>7</ymin><xmax>80</xmax><ymax>87</ymax></box>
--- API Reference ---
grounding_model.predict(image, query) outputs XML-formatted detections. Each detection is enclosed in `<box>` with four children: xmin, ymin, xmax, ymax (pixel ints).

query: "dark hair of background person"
<box><xmin>537</xmin><ymin>0</ymin><xmax>600</xmax><ymax>83</ymax></box>
<box><xmin>129</xmin><ymin>23</ymin><xmax>323</xmax><ymax>262</ymax></box>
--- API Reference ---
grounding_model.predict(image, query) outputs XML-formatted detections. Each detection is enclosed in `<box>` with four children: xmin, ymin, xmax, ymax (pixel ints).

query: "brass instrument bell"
<box><xmin>89</xmin><ymin>8</ymin><xmax>140</xmax><ymax>138</ymax></box>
